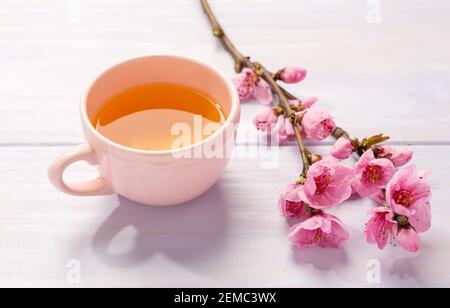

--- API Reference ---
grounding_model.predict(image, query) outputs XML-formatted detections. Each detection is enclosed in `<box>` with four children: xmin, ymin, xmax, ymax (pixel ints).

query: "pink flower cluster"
<box><xmin>251</xmin><ymin>101</ymin><xmax>335</xmax><ymax>143</ymax></box>
<box><xmin>279</xmin><ymin>150</ymin><xmax>430</xmax><ymax>252</ymax></box>
<box><xmin>233</xmin><ymin>68</ymin><xmax>273</xmax><ymax>105</ymax></box>
<box><xmin>279</xmin><ymin>157</ymin><xmax>353</xmax><ymax>248</ymax></box>
<box><xmin>233</xmin><ymin>67</ymin><xmax>335</xmax><ymax>143</ymax></box>
<box><xmin>233</xmin><ymin>65</ymin><xmax>432</xmax><ymax>253</ymax></box>
<box><xmin>365</xmin><ymin>165</ymin><xmax>431</xmax><ymax>252</ymax></box>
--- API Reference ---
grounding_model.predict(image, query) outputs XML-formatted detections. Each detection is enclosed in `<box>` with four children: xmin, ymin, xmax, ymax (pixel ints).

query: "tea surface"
<box><xmin>94</xmin><ymin>83</ymin><xmax>225</xmax><ymax>151</ymax></box>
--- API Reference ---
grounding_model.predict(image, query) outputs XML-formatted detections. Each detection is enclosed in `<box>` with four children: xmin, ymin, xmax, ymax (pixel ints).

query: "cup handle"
<box><xmin>48</xmin><ymin>144</ymin><xmax>113</xmax><ymax>196</ymax></box>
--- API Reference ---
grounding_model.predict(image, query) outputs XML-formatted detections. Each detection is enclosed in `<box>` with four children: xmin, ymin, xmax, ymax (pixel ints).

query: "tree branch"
<box><xmin>200</xmin><ymin>0</ymin><xmax>311</xmax><ymax>174</ymax></box>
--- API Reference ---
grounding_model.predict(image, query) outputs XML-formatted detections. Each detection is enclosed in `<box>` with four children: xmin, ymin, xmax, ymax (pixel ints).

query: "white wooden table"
<box><xmin>1</xmin><ymin>0</ymin><xmax>449</xmax><ymax>288</ymax></box>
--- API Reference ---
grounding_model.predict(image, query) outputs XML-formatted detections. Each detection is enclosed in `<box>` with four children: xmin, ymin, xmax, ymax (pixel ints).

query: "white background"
<box><xmin>0</xmin><ymin>0</ymin><xmax>449</xmax><ymax>287</ymax></box>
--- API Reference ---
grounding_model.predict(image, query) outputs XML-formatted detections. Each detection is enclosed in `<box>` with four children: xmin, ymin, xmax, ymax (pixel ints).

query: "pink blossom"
<box><xmin>330</xmin><ymin>137</ymin><xmax>353</xmax><ymax>160</ymax></box>
<box><xmin>353</xmin><ymin>150</ymin><xmax>396</xmax><ymax>197</ymax></box>
<box><xmin>290</xmin><ymin>97</ymin><xmax>317</xmax><ymax>110</ymax></box>
<box><xmin>302</xmin><ymin>97</ymin><xmax>318</xmax><ymax>108</ymax></box>
<box><xmin>278</xmin><ymin>184</ymin><xmax>308</xmax><ymax>219</ymax></box>
<box><xmin>376</xmin><ymin>145</ymin><xmax>413</xmax><ymax>167</ymax></box>
<box><xmin>232</xmin><ymin>68</ymin><xmax>273</xmax><ymax>105</ymax></box>
<box><xmin>397</xmin><ymin>227</ymin><xmax>421</xmax><ymax>253</ymax></box>
<box><xmin>278</xmin><ymin>66</ymin><xmax>307</xmax><ymax>84</ymax></box>
<box><xmin>301</xmin><ymin>108</ymin><xmax>336</xmax><ymax>141</ymax></box>
<box><xmin>365</xmin><ymin>207</ymin><xmax>397</xmax><ymax>249</ymax></box>
<box><xmin>278</xmin><ymin>118</ymin><xmax>296</xmax><ymax>143</ymax></box>
<box><xmin>289</xmin><ymin>214</ymin><xmax>349</xmax><ymax>248</ymax></box>
<box><xmin>370</xmin><ymin>190</ymin><xmax>386</xmax><ymax>205</ymax></box>
<box><xmin>365</xmin><ymin>207</ymin><xmax>423</xmax><ymax>252</ymax></box>
<box><xmin>253</xmin><ymin>107</ymin><xmax>279</xmax><ymax>131</ymax></box>
<box><xmin>386</xmin><ymin>165</ymin><xmax>432</xmax><ymax>233</ymax></box>
<box><xmin>365</xmin><ymin>165</ymin><xmax>432</xmax><ymax>253</ymax></box>
<box><xmin>299</xmin><ymin>156</ymin><xmax>355</xmax><ymax>209</ymax></box>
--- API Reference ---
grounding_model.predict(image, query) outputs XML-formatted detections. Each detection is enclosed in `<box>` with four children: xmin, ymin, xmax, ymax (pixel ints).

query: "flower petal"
<box><xmin>254</xmin><ymin>78</ymin><xmax>273</xmax><ymax>105</ymax></box>
<box><xmin>409</xmin><ymin>201</ymin><xmax>431</xmax><ymax>233</ymax></box>
<box><xmin>232</xmin><ymin>69</ymin><xmax>256</xmax><ymax>101</ymax></box>
<box><xmin>325</xmin><ymin>215</ymin><xmax>349</xmax><ymax>248</ymax></box>
<box><xmin>396</xmin><ymin>228</ymin><xmax>420</xmax><ymax>253</ymax></box>
<box><xmin>289</xmin><ymin>221</ymin><xmax>320</xmax><ymax>248</ymax></box>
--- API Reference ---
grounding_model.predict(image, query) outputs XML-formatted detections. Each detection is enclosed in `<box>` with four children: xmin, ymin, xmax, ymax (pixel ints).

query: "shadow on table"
<box><xmin>291</xmin><ymin>247</ymin><xmax>349</xmax><ymax>271</ymax></box>
<box><xmin>389</xmin><ymin>234</ymin><xmax>448</xmax><ymax>287</ymax></box>
<box><xmin>91</xmin><ymin>183</ymin><xmax>229</xmax><ymax>268</ymax></box>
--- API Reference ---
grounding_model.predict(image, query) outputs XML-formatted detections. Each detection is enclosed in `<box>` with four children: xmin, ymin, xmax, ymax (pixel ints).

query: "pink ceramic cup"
<box><xmin>48</xmin><ymin>55</ymin><xmax>240</xmax><ymax>206</ymax></box>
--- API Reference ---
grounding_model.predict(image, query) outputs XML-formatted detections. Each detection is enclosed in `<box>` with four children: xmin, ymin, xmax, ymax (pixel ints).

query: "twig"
<box><xmin>200</xmin><ymin>0</ymin><xmax>311</xmax><ymax>174</ymax></box>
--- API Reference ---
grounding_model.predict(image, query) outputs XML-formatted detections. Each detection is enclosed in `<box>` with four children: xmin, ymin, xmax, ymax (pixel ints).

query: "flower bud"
<box><xmin>330</xmin><ymin>137</ymin><xmax>353</xmax><ymax>159</ymax></box>
<box><xmin>301</xmin><ymin>108</ymin><xmax>336</xmax><ymax>141</ymax></box>
<box><xmin>278</xmin><ymin>66</ymin><xmax>307</xmax><ymax>84</ymax></box>
<box><xmin>253</xmin><ymin>107</ymin><xmax>279</xmax><ymax>131</ymax></box>
<box><xmin>376</xmin><ymin>145</ymin><xmax>413</xmax><ymax>167</ymax></box>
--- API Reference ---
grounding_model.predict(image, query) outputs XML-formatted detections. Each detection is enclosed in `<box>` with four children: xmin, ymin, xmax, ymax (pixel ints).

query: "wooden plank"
<box><xmin>0</xmin><ymin>0</ymin><xmax>450</xmax><ymax>144</ymax></box>
<box><xmin>0</xmin><ymin>144</ymin><xmax>448</xmax><ymax>287</ymax></box>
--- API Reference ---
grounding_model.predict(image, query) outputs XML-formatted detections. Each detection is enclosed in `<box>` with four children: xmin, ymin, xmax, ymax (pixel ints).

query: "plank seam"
<box><xmin>1</xmin><ymin>141</ymin><xmax>450</xmax><ymax>147</ymax></box>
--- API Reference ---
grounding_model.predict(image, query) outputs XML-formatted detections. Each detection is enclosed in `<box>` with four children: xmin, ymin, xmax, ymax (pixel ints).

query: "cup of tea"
<box><xmin>48</xmin><ymin>55</ymin><xmax>240</xmax><ymax>206</ymax></box>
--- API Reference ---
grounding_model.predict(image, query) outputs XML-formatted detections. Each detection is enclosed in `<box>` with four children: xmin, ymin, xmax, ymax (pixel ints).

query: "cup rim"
<box><xmin>81</xmin><ymin>54</ymin><xmax>240</xmax><ymax>156</ymax></box>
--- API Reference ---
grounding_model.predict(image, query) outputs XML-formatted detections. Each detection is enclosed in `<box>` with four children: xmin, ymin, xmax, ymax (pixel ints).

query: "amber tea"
<box><xmin>94</xmin><ymin>82</ymin><xmax>226</xmax><ymax>151</ymax></box>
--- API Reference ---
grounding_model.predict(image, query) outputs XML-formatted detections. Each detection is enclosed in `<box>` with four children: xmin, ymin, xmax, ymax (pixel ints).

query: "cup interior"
<box><xmin>85</xmin><ymin>55</ymin><xmax>234</xmax><ymax>129</ymax></box>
